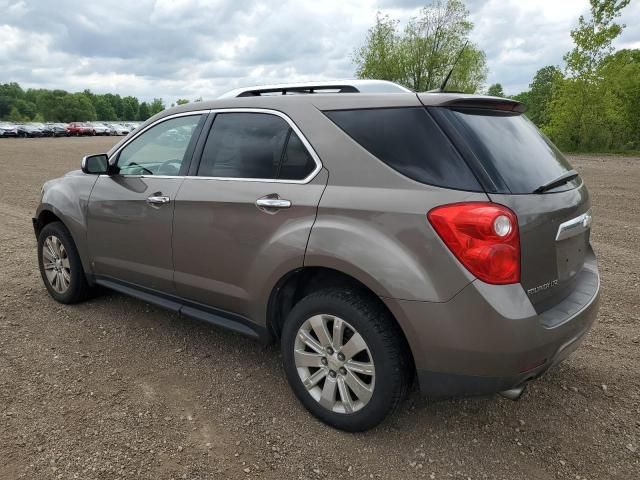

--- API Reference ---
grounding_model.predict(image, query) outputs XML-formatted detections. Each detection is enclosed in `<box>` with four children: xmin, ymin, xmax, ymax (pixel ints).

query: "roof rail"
<box><xmin>218</xmin><ymin>80</ymin><xmax>411</xmax><ymax>98</ymax></box>
<box><xmin>237</xmin><ymin>84</ymin><xmax>359</xmax><ymax>97</ymax></box>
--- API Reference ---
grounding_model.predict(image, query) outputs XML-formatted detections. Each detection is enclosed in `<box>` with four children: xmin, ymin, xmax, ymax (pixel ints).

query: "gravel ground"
<box><xmin>0</xmin><ymin>137</ymin><xmax>638</xmax><ymax>480</ymax></box>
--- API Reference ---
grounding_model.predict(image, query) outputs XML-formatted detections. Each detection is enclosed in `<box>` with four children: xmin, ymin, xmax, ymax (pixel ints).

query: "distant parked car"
<box><xmin>47</xmin><ymin>123</ymin><xmax>69</xmax><ymax>137</ymax></box>
<box><xmin>31</xmin><ymin>123</ymin><xmax>55</xmax><ymax>137</ymax></box>
<box><xmin>17</xmin><ymin>124</ymin><xmax>45</xmax><ymax>138</ymax></box>
<box><xmin>0</xmin><ymin>122</ymin><xmax>19</xmax><ymax>137</ymax></box>
<box><xmin>123</xmin><ymin>122</ymin><xmax>140</xmax><ymax>132</ymax></box>
<box><xmin>89</xmin><ymin>122</ymin><xmax>112</xmax><ymax>136</ymax></box>
<box><xmin>107</xmin><ymin>123</ymin><xmax>130</xmax><ymax>136</ymax></box>
<box><xmin>67</xmin><ymin>123</ymin><xmax>94</xmax><ymax>136</ymax></box>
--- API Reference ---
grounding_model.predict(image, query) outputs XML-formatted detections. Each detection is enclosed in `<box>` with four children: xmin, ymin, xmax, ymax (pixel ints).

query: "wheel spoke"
<box><xmin>332</xmin><ymin>317</ymin><xmax>345</xmax><ymax>349</ymax></box>
<box><xmin>44</xmin><ymin>268</ymin><xmax>56</xmax><ymax>283</ymax></box>
<box><xmin>344</xmin><ymin>370</ymin><xmax>373</xmax><ymax>404</ymax></box>
<box><xmin>52</xmin><ymin>236</ymin><xmax>62</xmax><ymax>256</ymax></box>
<box><xmin>337</xmin><ymin>377</ymin><xmax>354</xmax><ymax>413</ymax></box>
<box><xmin>45</xmin><ymin>238</ymin><xmax>56</xmax><ymax>259</ymax></box>
<box><xmin>61</xmin><ymin>269</ymin><xmax>71</xmax><ymax>287</ymax></box>
<box><xmin>319</xmin><ymin>376</ymin><xmax>337</xmax><ymax>409</ymax></box>
<box><xmin>303</xmin><ymin>368</ymin><xmax>327</xmax><ymax>390</ymax></box>
<box><xmin>52</xmin><ymin>272</ymin><xmax>60</xmax><ymax>292</ymax></box>
<box><xmin>341</xmin><ymin>332</ymin><xmax>367</xmax><ymax>360</ymax></box>
<box><xmin>345</xmin><ymin>360</ymin><xmax>374</xmax><ymax>376</ymax></box>
<box><xmin>298</xmin><ymin>330</ymin><xmax>324</xmax><ymax>355</ymax></box>
<box><xmin>42</xmin><ymin>248</ymin><xmax>55</xmax><ymax>262</ymax></box>
<box><xmin>61</xmin><ymin>257</ymin><xmax>70</xmax><ymax>269</ymax></box>
<box><xmin>309</xmin><ymin>315</ymin><xmax>332</xmax><ymax>348</ymax></box>
<box><xmin>294</xmin><ymin>349</ymin><xmax>324</xmax><ymax>368</ymax></box>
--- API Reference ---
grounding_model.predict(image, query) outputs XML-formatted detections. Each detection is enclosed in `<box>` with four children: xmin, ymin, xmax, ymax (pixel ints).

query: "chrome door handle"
<box><xmin>256</xmin><ymin>198</ymin><xmax>292</xmax><ymax>209</ymax></box>
<box><xmin>146</xmin><ymin>195</ymin><xmax>170</xmax><ymax>205</ymax></box>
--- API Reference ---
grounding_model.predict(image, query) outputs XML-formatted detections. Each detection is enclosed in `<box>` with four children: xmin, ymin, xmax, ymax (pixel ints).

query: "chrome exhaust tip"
<box><xmin>499</xmin><ymin>385</ymin><xmax>526</xmax><ymax>401</ymax></box>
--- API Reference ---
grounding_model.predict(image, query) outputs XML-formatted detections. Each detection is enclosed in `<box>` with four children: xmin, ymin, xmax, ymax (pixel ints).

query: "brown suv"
<box><xmin>34</xmin><ymin>84</ymin><xmax>600</xmax><ymax>431</ymax></box>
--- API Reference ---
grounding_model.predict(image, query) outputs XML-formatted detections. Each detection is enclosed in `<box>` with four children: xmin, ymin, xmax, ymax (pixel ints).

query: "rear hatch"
<box><xmin>423</xmin><ymin>96</ymin><xmax>591</xmax><ymax>312</ymax></box>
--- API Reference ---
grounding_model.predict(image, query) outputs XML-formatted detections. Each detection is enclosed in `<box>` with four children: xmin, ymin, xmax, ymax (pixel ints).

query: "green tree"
<box><xmin>94</xmin><ymin>97</ymin><xmax>117</xmax><ymax>120</ymax></box>
<box><xmin>122</xmin><ymin>96</ymin><xmax>139</xmax><ymax>121</ymax></box>
<box><xmin>14</xmin><ymin>99</ymin><xmax>37</xmax><ymax>120</ymax></box>
<box><xmin>137</xmin><ymin>102</ymin><xmax>151</xmax><ymax>121</ymax></box>
<box><xmin>55</xmin><ymin>93</ymin><xmax>97</xmax><ymax>122</ymax></box>
<box><xmin>176</xmin><ymin>98</ymin><xmax>189</xmax><ymax>105</ymax></box>
<box><xmin>546</xmin><ymin>0</ymin><xmax>631</xmax><ymax>150</ymax></box>
<box><xmin>353</xmin><ymin>13</ymin><xmax>401</xmax><ymax>82</ymax></box>
<box><xmin>149</xmin><ymin>98</ymin><xmax>165</xmax><ymax>115</ymax></box>
<box><xmin>354</xmin><ymin>0</ymin><xmax>487</xmax><ymax>93</ymax></box>
<box><xmin>526</xmin><ymin>66</ymin><xmax>563</xmax><ymax>127</ymax></box>
<box><xmin>487</xmin><ymin>83</ymin><xmax>504</xmax><ymax>97</ymax></box>
<box><xmin>0</xmin><ymin>96</ymin><xmax>14</xmax><ymax>118</ymax></box>
<box><xmin>8</xmin><ymin>106</ymin><xmax>24</xmax><ymax>122</ymax></box>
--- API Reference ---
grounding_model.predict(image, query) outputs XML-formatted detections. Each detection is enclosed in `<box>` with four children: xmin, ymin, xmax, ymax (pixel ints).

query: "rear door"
<box><xmin>430</xmin><ymin>105</ymin><xmax>591</xmax><ymax>311</ymax></box>
<box><xmin>87</xmin><ymin>113</ymin><xmax>206</xmax><ymax>293</ymax></box>
<box><xmin>172</xmin><ymin>110</ymin><xmax>326</xmax><ymax>321</ymax></box>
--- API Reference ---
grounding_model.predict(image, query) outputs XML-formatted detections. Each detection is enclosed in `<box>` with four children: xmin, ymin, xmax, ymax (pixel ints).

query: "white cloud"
<box><xmin>0</xmin><ymin>0</ymin><xmax>638</xmax><ymax>102</ymax></box>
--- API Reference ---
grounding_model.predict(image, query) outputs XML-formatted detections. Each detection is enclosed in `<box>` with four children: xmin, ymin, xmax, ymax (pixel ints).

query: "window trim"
<box><xmin>108</xmin><ymin>108</ymin><xmax>323</xmax><ymax>184</ymax></box>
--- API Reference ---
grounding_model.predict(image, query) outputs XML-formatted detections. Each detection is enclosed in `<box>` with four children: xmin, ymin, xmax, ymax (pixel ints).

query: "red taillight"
<box><xmin>427</xmin><ymin>202</ymin><xmax>520</xmax><ymax>285</ymax></box>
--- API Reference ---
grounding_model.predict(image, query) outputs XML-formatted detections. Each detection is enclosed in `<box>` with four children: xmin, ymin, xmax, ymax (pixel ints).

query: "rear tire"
<box><xmin>281</xmin><ymin>288</ymin><xmax>411</xmax><ymax>431</ymax></box>
<box><xmin>37</xmin><ymin>221</ymin><xmax>90</xmax><ymax>304</ymax></box>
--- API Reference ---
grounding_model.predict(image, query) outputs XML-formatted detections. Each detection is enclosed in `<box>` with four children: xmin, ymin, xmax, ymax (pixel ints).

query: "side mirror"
<box><xmin>81</xmin><ymin>154</ymin><xmax>109</xmax><ymax>174</ymax></box>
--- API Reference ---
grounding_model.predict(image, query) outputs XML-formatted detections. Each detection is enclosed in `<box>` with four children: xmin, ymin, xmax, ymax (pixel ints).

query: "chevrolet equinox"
<box><xmin>34</xmin><ymin>83</ymin><xmax>600</xmax><ymax>431</ymax></box>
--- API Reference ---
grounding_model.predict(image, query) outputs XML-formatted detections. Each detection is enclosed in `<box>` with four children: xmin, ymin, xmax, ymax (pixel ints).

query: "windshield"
<box><xmin>439</xmin><ymin>108</ymin><xmax>579</xmax><ymax>194</ymax></box>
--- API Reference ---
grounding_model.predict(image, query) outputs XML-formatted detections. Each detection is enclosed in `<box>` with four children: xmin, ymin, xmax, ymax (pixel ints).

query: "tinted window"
<box><xmin>117</xmin><ymin>115</ymin><xmax>203</xmax><ymax>176</ymax></box>
<box><xmin>198</xmin><ymin>113</ymin><xmax>289</xmax><ymax>179</ymax></box>
<box><xmin>325</xmin><ymin>107</ymin><xmax>480</xmax><ymax>190</ymax></box>
<box><xmin>440</xmin><ymin>108</ymin><xmax>578</xmax><ymax>194</ymax></box>
<box><xmin>278</xmin><ymin>131</ymin><xmax>316</xmax><ymax>180</ymax></box>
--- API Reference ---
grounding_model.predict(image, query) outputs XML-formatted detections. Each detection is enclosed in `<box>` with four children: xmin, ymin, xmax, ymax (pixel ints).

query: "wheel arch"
<box><xmin>266</xmin><ymin>266</ymin><xmax>416</xmax><ymax>374</ymax></box>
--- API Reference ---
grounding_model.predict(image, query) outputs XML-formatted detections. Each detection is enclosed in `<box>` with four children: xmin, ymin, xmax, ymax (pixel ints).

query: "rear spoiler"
<box><xmin>438</xmin><ymin>96</ymin><xmax>527</xmax><ymax>113</ymax></box>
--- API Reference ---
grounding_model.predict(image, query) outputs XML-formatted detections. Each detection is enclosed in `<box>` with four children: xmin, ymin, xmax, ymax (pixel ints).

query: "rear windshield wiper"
<box><xmin>533</xmin><ymin>169</ymin><xmax>579</xmax><ymax>194</ymax></box>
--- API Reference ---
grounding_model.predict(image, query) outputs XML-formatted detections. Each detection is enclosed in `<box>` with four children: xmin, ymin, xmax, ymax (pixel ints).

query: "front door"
<box><xmin>172</xmin><ymin>111</ymin><xmax>326</xmax><ymax>322</ymax></box>
<box><xmin>87</xmin><ymin>113</ymin><xmax>206</xmax><ymax>293</ymax></box>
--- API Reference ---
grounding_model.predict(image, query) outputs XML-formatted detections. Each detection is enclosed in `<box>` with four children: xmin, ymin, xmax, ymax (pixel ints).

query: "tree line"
<box><xmin>0</xmin><ymin>84</ymin><xmax>166</xmax><ymax>123</ymax></box>
<box><xmin>355</xmin><ymin>0</ymin><xmax>638</xmax><ymax>153</ymax></box>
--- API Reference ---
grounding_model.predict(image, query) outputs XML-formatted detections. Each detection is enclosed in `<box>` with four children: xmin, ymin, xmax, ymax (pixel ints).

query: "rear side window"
<box><xmin>198</xmin><ymin>113</ymin><xmax>287</xmax><ymax>179</ymax></box>
<box><xmin>197</xmin><ymin>112</ymin><xmax>316</xmax><ymax>181</ymax></box>
<box><xmin>324</xmin><ymin>107</ymin><xmax>481</xmax><ymax>191</ymax></box>
<box><xmin>438</xmin><ymin>108</ymin><xmax>578</xmax><ymax>194</ymax></box>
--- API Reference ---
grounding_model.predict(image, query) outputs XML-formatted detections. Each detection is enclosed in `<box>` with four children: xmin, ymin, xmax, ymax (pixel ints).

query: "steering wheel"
<box><xmin>157</xmin><ymin>159</ymin><xmax>182</xmax><ymax>176</ymax></box>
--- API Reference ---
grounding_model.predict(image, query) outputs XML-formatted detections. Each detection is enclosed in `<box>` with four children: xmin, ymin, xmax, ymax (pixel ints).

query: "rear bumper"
<box><xmin>383</xmin><ymin>249</ymin><xmax>600</xmax><ymax>397</ymax></box>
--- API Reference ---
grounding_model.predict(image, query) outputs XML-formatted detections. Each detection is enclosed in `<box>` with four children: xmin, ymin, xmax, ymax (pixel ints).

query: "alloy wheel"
<box><xmin>294</xmin><ymin>314</ymin><xmax>375</xmax><ymax>414</ymax></box>
<box><xmin>42</xmin><ymin>235</ymin><xmax>71</xmax><ymax>294</ymax></box>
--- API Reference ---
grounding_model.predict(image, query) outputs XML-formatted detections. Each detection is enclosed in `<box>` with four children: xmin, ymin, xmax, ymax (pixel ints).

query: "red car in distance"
<box><xmin>66</xmin><ymin>122</ymin><xmax>95</xmax><ymax>136</ymax></box>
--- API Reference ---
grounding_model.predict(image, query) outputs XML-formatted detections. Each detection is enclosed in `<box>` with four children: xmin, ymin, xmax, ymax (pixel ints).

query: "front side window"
<box><xmin>197</xmin><ymin>112</ymin><xmax>316</xmax><ymax>181</ymax></box>
<box><xmin>117</xmin><ymin>115</ymin><xmax>203</xmax><ymax>176</ymax></box>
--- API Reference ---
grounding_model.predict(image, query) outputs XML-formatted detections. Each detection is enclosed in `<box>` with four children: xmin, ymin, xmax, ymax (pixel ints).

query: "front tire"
<box><xmin>281</xmin><ymin>289</ymin><xmax>411</xmax><ymax>431</ymax></box>
<box><xmin>37</xmin><ymin>222</ymin><xmax>90</xmax><ymax>304</ymax></box>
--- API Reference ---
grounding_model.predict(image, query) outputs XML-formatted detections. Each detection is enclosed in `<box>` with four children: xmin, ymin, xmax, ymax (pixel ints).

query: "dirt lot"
<box><xmin>0</xmin><ymin>137</ymin><xmax>638</xmax><ymax>480</ymax></box>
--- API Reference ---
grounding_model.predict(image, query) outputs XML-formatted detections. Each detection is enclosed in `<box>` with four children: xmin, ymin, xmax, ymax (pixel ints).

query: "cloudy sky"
<box><xmin>1</xmin><ymin>0</ymin><xmax>639</xmax><ymax>103</ymax></box>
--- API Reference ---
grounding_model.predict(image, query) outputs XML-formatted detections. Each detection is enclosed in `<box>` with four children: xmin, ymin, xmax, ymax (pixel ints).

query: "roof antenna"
<box><xmin>437</xmin><ymin>41</ymin><xmax>468</xmax><ymax>92</ymax></box>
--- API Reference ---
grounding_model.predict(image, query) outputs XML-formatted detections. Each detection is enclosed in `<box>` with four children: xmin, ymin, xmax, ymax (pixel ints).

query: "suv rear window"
<box><xmin>438</xmin><ymin>108</ymin><xmax>578</xmax><ymax>194</ymax></box>
<box><xmin>324</xmin><ymin>107</ymin><xmax>481</xmax><ymax>191</ymax></box>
